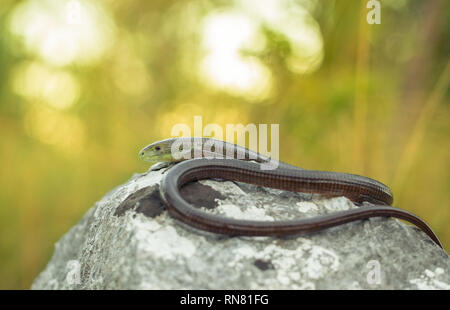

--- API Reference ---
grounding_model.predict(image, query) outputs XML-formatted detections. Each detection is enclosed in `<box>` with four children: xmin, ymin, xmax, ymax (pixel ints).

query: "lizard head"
<box><xmin>138</xmin><ymin>139</ymin><xmax>177</xmax><ymax>164</ymax></box>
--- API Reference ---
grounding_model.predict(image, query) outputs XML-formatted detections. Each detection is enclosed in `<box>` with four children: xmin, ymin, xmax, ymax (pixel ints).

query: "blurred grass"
<box><xmin>0</xmin><ymin>0</ymin><xmax>449</xmax><ymax>289</ymax></box>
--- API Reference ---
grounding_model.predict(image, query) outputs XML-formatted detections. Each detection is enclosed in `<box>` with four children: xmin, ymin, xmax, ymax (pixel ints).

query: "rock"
<box><xmin>32</xmin><ymin>166</ymin><xmax>450</xmax><ymax>289</ymax></box>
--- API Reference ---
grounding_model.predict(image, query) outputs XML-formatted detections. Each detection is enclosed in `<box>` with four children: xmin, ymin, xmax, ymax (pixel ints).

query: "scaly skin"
<box><xmin>138</xmin><ymin>138</ymin><xmax>443</xmax><ymax>248</ymax></box>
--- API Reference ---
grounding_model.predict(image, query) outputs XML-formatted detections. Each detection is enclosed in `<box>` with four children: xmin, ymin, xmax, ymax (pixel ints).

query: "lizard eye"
<box><xmin>155</xmin><ymin>146</ymin><xmax>161</xmax><ymax>151</ymax></box>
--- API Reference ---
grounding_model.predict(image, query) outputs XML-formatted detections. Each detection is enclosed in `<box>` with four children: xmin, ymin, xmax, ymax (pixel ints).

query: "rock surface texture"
<box><xmin>32</xmin><ymin>166</ymin><xmax>450</xmax><ymax>289</ymax></box>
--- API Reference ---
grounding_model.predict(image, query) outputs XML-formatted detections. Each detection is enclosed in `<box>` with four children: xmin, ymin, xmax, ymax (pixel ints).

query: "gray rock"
<box><xmin>32</xmin><ymin>166</ymin><xmax>450</xmax><ymax>290</ymax></box>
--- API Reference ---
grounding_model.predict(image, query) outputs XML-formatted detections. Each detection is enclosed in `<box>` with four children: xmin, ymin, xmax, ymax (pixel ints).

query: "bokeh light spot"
<box><xmin>200</xmin><ymin>11</ymin><xmax>272</xmax><ymax>101</ymax></box>
<box><xmin>8</xmin><ymin>0</ymin><xmax>115</xmax><ymax>67</ymax></box>
<box><xmin>198</xmin><ymin>1</ymin><xmax>324</xmax><ymax>101</ymax></box>
<box><xmin>201</xmin><ymin>53</ymin><xmax>272</xmax><ymax>101</ymax></box>
<box><xmin>237</xmin><ymin>0</ymin><xmax>324</xmax><ymax>74</ymax></box>
<box><xmin>11</xmin><ymin>61</ymin><xmax>80</xmax><ymax>109</ymax></box>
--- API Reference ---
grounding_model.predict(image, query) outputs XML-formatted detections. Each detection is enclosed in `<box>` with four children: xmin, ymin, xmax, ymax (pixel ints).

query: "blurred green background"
<box><xmin>0</xmin><ymin>0</ymin><xmax>449</xmax><ymax>289</ymax></box>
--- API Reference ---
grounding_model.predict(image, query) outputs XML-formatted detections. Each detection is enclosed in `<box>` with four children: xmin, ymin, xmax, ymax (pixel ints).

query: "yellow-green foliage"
<box><xmin>0</xmin><ymin>0</ymin><xmax>448</xmax><ymax>289</ymax></box>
